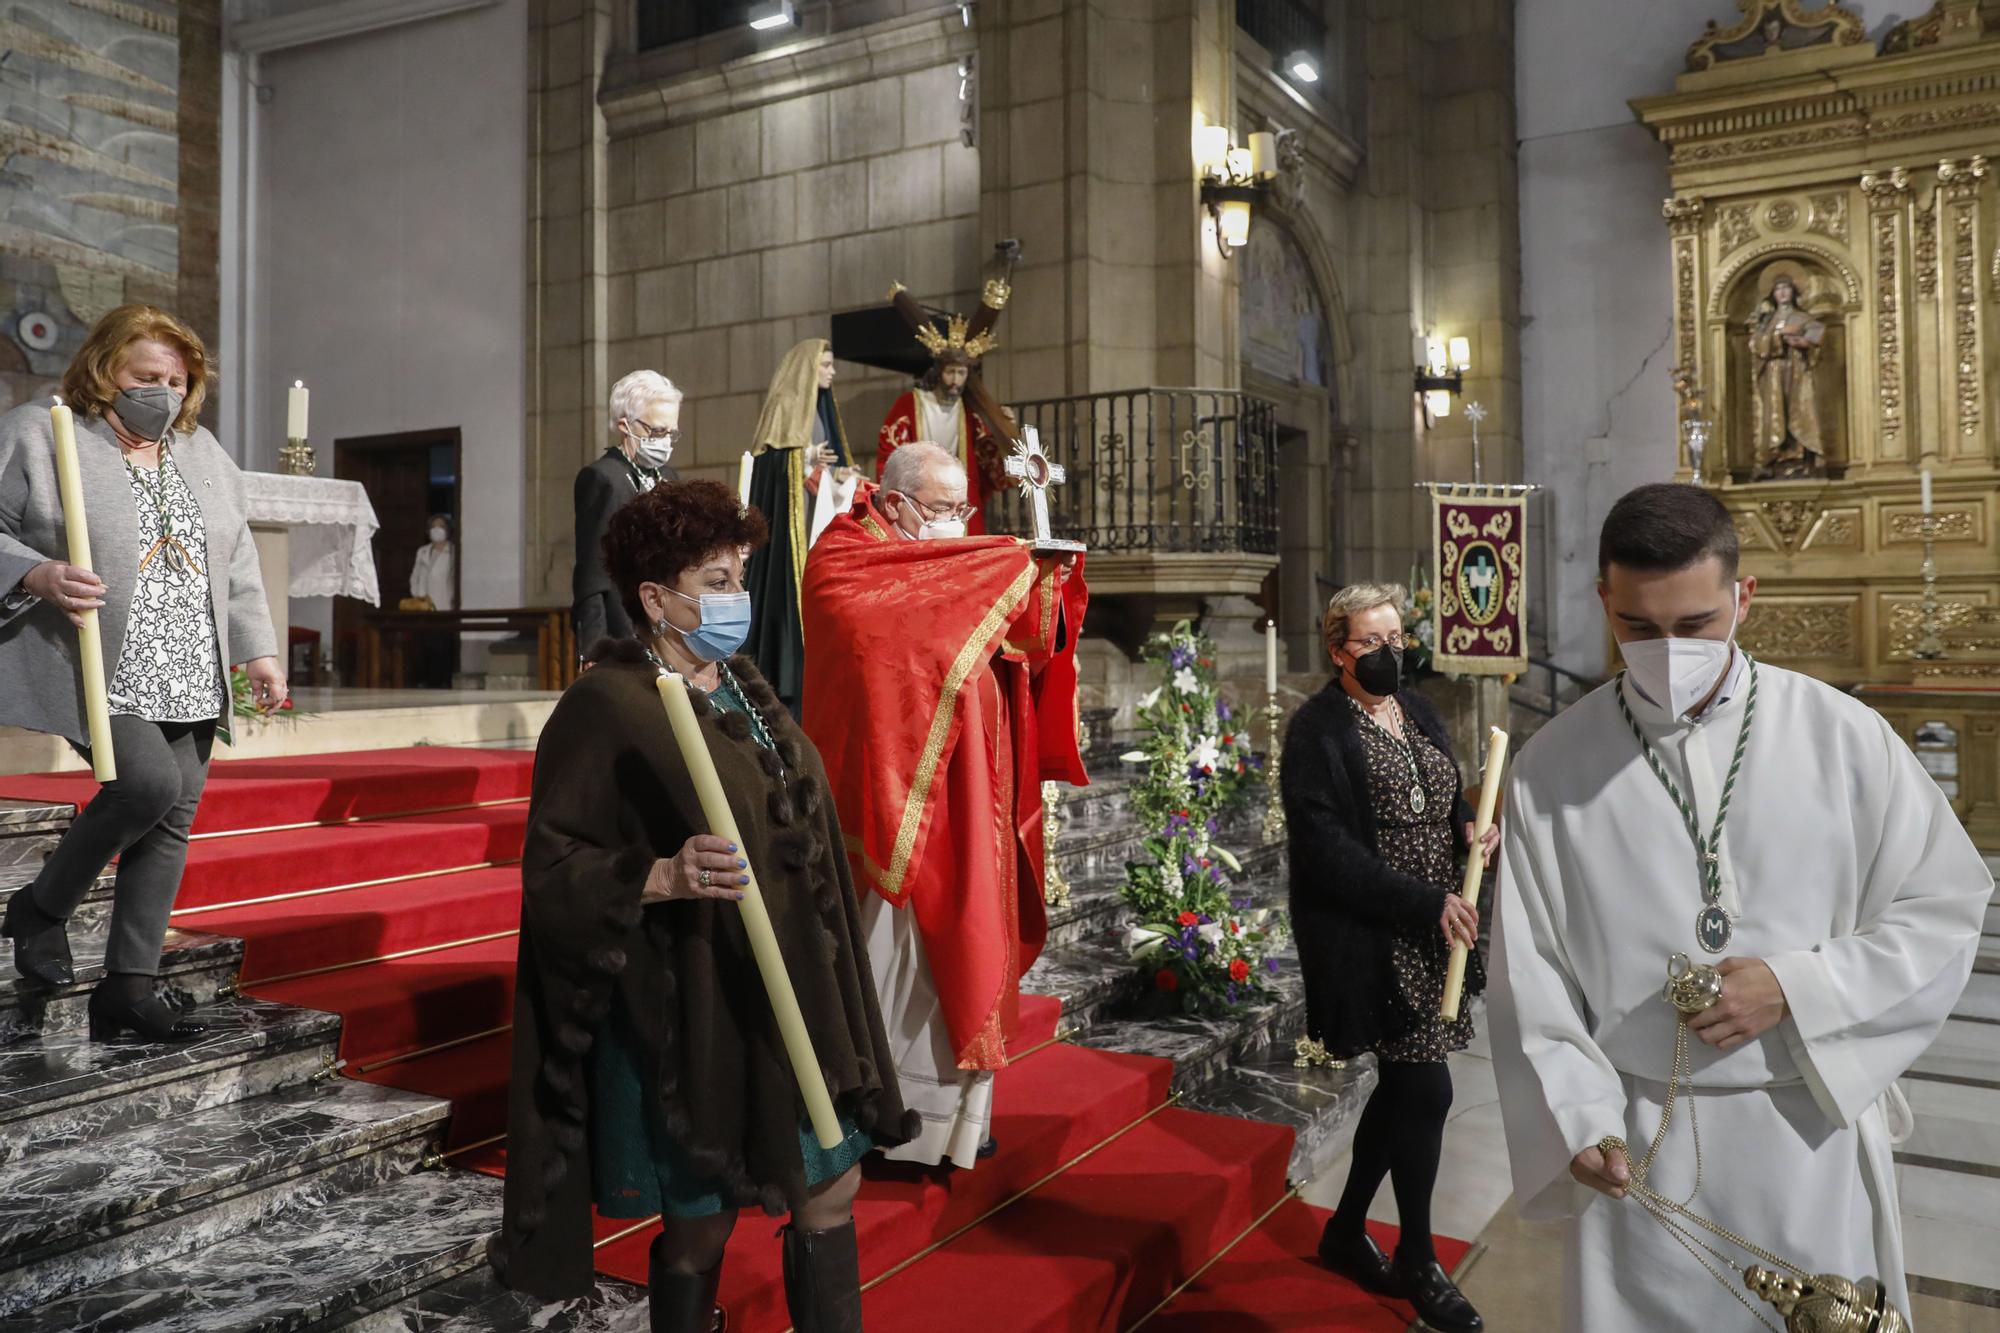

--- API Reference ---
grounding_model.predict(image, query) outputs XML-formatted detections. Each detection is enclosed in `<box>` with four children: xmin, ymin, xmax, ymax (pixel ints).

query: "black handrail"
<box><xmin>986</xmin><ymin>387</ymin><xmax>1280</xmax><ymax>556</ymax></box>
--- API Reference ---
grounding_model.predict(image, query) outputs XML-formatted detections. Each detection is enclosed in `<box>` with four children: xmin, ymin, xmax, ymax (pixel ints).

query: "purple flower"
<box><xmin>1206</xmin><ymin>817</ymin><xmax>1219</xmax><ymax>835</ymax></box>
<box><xmin>1231</xmin><ymin>895</ymin><xmax>1253</xmax><ymax>910</ymax></box>
<box><xmin>1265</xmin><ymin>958</ymin><xmax>1280</xmax><ymax>975</ymax></box>
<box><xmin>1218</xmin><ymin>700</ymin><xmax>1232</xmax><ymax>722</ymax></box>
<box><xmin>1226</xmin><ymin>983</ymin><xmax>1239</xmax><ymax>1004</ymax></box>
<box><xmin>1208</xmin><ymin>865</ymin><xmax>1224</xmax><ymax>882</ymax></box>
<box><xmin>1169</xmin><ymin>645</ymin><xmax>1195</xmax><ymax>669</ymax></box>
<box><xmin>1182</xmin><ymin>856</ymin><xmax>1197</xmax><ymax>875</ymax></box>
<box><xmin>1198</xmin><ymin>912</ymin><xmax>1212</xmax><ymax>924</ymax></box>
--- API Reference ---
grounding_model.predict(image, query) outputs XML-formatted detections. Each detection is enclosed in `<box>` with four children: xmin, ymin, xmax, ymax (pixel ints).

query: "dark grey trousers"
<box><xmin>26</xmin><ymin>714</ymin><xmax>215</xmax><ymax>976</ymax></box>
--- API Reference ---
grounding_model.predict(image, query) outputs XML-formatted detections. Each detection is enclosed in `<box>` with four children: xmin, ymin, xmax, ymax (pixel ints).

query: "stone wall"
<box><xmin>523</xmin><ymin>1</ymin><xmax>980</xmax><ymax>602</ymax></box>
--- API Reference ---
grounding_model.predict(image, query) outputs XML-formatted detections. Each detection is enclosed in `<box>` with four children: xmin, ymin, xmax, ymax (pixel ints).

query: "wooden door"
<box><xmin>333</xmin><ymin>428</ymin><xmax>461</xmax><ymax>685</ymax></box>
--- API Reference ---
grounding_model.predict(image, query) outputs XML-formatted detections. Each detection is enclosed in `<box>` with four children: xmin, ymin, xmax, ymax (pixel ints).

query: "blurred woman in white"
<box><xmin>410</xmin><ymin>513</ymin><xmax>455</xmax><ymax>611</ymax></box>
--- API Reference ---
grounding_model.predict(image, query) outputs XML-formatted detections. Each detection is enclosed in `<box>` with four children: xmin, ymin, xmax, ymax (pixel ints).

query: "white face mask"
<box><xmin>428</xmin><ymin>526</ymin><xmax>448</xmax><ymax>544</ymax></box>
<box><xmin>917</xmin><ymin>516</ymin><xmax>966</xmax><ymax>540</ymax></box>
<box><xmin>1619</xmin><ymin>583</ymin><xmax>1741</xmax><ymax>719</ymax></box>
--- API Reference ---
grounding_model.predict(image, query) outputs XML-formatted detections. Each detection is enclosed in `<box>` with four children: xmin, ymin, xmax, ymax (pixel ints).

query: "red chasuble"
<box><xmin>802</xmin><ymin>496</ymin><xmax>1087</xmax><ymax>1071</ymax></box>
<box><xmin>877</xmin><ymin>390</ymin><xmax>996</xmax><ymax>536</ymax></box>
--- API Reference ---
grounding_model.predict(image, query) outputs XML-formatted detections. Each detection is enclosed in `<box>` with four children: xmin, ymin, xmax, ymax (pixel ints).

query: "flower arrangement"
<box><xmin>1118</xmin><ymin>620</ymin><xmax>1284</xmax><ymax>1014</ymax></box>
<box><xmin>1402</xmin><ymin>560</ymin><xmax>1436</xmax><ymax>681</ymax></box>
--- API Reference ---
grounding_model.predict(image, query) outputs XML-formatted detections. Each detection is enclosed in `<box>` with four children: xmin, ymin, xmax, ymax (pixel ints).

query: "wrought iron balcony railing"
<box><xmin>985</xmin><ymin>387</ymin><xmax>1280</xmax><ymax>557</ymax></box>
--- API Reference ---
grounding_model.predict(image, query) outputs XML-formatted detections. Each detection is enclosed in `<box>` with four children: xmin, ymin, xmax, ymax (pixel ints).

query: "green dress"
<box><xmin>588</xmin><ymin>666</ymin><xmax>875</xmax><ymax>1219</ymax></box>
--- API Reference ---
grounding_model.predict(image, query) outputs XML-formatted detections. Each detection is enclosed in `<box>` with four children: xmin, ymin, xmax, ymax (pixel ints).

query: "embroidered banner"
<box><xmin>1427</xmin><ymin>486</ymin><xmax>1528</xmax><ymax>675</ymax></box>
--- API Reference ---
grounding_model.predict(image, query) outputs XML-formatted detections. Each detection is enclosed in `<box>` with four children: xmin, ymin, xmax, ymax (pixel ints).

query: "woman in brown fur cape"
<box><xmin>489</xmin><ymin>479</ymin><xmax>915</xmax><ymax>1333</ymax></box>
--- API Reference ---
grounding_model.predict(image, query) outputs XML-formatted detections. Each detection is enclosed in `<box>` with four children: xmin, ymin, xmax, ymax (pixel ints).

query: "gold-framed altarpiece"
<box><xmin>1634</xmin><ymin>0</ymin><xmax>2000</xmax><ymax>689</ymax></box>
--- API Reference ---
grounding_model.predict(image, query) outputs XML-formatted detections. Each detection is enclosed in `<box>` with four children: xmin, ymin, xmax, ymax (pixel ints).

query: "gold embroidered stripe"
<box><xmin>882</xmin><ymin>561</ymin><xmax>1037</xmax><ymax>895</ymax></box>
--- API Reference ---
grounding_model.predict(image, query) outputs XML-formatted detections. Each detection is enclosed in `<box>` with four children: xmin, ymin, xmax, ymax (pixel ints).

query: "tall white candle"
<box><xmin>50</xmin><ymin>398</ymin><xmax>116</xmax><ymax>781</ymax></box>
<box><xmin>738</xmin><ymin>451</ymin><xmax>755</xmax><ymax>507</ymax></box>
<box><xmin>287</xmin><ymin>381</ymin><xmax>309</xmax><ymax>439</ymax></box>
<box><xmin>1265</xmin><ymin>619</ymin><xmax>1278</xmax><ymax>695</ymax></box>
<box><xmin>1920</xmin><ymin>468</ymin><xmax>1933</xmax><ymax>515</ymax></box>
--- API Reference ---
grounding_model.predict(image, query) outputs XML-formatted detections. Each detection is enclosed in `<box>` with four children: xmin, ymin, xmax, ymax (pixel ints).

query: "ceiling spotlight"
<box><xmin>1284</xmin><ymin>49</ymin><xmax>1321</xmax><ymax>84</ymax></box>
<box><xmin>748</xmin><ymin>0</ymin><xmax>795</xmax><ymax>31</ymax></box>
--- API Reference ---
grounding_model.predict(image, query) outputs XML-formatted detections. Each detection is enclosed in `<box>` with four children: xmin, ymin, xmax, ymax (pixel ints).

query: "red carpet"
<box><xmin>1146</xmin><ymin>1204</ymin><xmax>1475</xmax><ymax>1331</ymax></box>
<box><xmin>8</xmin><ymin>747</ymin><xmax>1436</xmax><ymax>1328</ymax></box>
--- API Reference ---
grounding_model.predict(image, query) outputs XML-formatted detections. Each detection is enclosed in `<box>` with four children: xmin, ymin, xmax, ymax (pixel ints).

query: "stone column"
<box><xmin>524</xmin><ymin>0</ymin><xmax>616</xmax><ymax>606</ymax></box>
<box><xmin>976</xmin><ymin>0</ymin><xmax>1239</xmax><ymax>403</ymax></box>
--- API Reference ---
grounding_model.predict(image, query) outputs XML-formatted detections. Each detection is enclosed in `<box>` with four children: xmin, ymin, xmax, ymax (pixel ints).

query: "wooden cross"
<box><xmin>1005</xmin><ymin>426</ymin><xmax>1085</xmax><ymax>553</ymax></box>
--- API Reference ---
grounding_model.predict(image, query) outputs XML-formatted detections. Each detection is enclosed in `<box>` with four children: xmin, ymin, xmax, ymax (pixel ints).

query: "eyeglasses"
<box><xmin>1344</xmin><ymin>631</ymin><xmax>1405</xmax><ymax>653</ymax></box>
<box><xmin>895</xmin><ymin>493</ymin><xmax>979</xmax><ymax>523</ymax></box>
<box><xmin>628</xmin><ymin>421</ymin><xmax>680</xmax><ymax>443</ymax></box>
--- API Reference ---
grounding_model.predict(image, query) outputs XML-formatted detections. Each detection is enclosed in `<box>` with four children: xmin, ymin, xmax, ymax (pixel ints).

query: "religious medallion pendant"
<box><xmin>1696</xmin><ymin>904</ymin><xmax>1732</xmax><ymax>954</ymax></box>
<box><xmin>1410</xmin><ymin>784</ymin><xmax>1426</xmax><ymax>815</ymax></box>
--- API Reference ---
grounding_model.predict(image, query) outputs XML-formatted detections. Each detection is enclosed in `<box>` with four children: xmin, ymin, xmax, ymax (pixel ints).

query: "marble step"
<box><xmin>1042</xmin><ymin>880</ymin><xmax>1128</xmax><ymax>951</ymax></box>
<box><xmin>1073</xmin><ymin>945</ymin><xmax>1308</xmax><ymax>1099</ymax></box>
<box><xmin>350</xmin><ymin>1266</ymin><xmax>647</xmax><ymax>1333</ymax></box>
<box><xmin>0</xmin><ymin>997</ymin><xmax>341</xmax><ymax>1166</ymax></box>
<box><xmin>0</xmin><ymin>925</ymin><xmax>242</xmax><ymax>1045</ymax></box>
<box><xmin>0</xmin><ymin>1081</ymin><xmax>450</xmax><ymax>1316</ymax></box>
<box><xmin>3</xmin><ymin>1167</ymin><xmax>508</xmax><ymax>1333</ymax></box>
<box><xmin>1021</xmin><ymin>928</ymin><xmax>1145</xmax><ymax>1033</ymax></box>
<box><xmin>1180</xmin><ymin>1043</ymin><xmax>1379</xmax><ymax>1185</ymax></box>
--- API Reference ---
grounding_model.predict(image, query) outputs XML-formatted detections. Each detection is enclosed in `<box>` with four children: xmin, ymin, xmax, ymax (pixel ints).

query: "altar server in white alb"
<box><xmin>1489</xmin><ymin>483</ymin><xmax>1991</xmax><ymax>1331</ymax></box>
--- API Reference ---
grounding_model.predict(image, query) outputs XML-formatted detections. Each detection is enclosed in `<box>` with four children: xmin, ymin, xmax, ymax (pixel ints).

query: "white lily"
<box><xmin>1197</xmin><ymin>922</ymin><xmax>1224</xmax><ymax>947</ymax></box>
<box><xmin>1212</xmin><ymin>845</ymin><xmax>1242</xmax><ymax>873</ymax></box>
<box><xmin>1173</xmin><ymin>667</ymin><xmax>1198</xmax><ymax>694</ymax></box>
<box><xmin>1137</xmin><ymin>686</ymin><xmax>1161</xmax><ymax>709</ymax></box>
<box><xmin>1123</xmin><ymin>925</ymin><xmax>1167</xmax><ymax>958</ymax></box>
<box><xmin>1190</xmin><ymin>735</ymin><xmax>1221</xmax><ymax>772</ymax></box>
<box><xmin>1118</xmin><ymin>749</ymin><xmax>1149</xmax><ymax>763</ymax></box>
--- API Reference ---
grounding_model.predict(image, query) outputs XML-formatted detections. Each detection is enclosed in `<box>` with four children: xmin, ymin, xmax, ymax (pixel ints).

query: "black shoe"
<box><xmin>977</xmin><ymin>1136</ymin><xmax>998</xmax><ymax>1160</ymax></box>
<box><xmin>1317</xmin><ymin>1219</ymin><xmax>1398</xmax><ymax>1296</ymax></box>
<box><xmin>1394</xmin><ymin>1252</ymin><xmax>1483</xmax><ymax>1333</ymax></box>
<box><xmin>2</xmin><ymin>888</ymin><xmax>74</xmax><ymax>989</ymax></box>
<box><xmin>647</xmin><ymin>1236</ymin><xmax>724</xmax><ymax>1333</ymax></box>
<box><xmin>781</xmin><ymin>1219</ymin><xmax>862</xmax><ymax>1333</ymax></box>
<box><xmin>86</xmin><ymin>973</ymin><xmax>207</xmax><ymax>1044</ymax></box>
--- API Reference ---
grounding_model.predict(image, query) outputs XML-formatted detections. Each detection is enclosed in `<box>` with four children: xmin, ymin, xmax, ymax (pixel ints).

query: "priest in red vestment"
<box><xmin>876</xmin><ymin>281</ymin><xmax>1018</xmax><ymax>536</ymax></box>
<box><xmin>802</xmin><ymin>442</ymin><xmax>1086</xmax><ymax>1168</ymax></box>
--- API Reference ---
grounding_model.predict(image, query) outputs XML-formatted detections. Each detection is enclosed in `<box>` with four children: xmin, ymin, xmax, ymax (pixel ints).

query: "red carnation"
<box><xmin>1229</xmin><ymin>958</ymin><xmax>1250</xmax><ymax>982</ymax></box>
<box><xmin>1177</xmin><ymin>911</ymin><xmax>1199</xmax><ymax>926</ymax></box>
<box><xmin>1155</xmin><ymin>968</ymin><xmax>1180</xmax><ymax>992</ymax></box>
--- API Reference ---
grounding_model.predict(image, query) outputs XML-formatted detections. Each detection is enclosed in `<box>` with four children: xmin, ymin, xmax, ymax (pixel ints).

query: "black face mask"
<box><xmin>1347</xmin><ymin>644</ymin><xmax>1403</xmax><ymax>696</ymax></box>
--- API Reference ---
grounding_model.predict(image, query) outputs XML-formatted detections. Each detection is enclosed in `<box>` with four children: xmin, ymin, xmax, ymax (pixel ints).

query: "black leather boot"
<box><xmin>781</xmin><ymin>1220</ymin><xmax>862</xmax><ymax>1333</ymax></box>
<box><xmin>647</xmin><ymin>1235</ymin><xmax>724</xmax><ymax>1333</ymax></box>
<box><xmin>1317</xmin><ymin>1217</ymin><xmax>1398</xmax><ymax>1296</ymax></box>
<box><xmin>87</xmin><ymin>972</ymin><xmax>207</xmax><ymax>1043</ymax></box>
<box><xmin>1394</xmin><ymin>1250</ymin><xmax>1483</xmax><ymax>1333</ymax></box>
<box><xmin>1</xmin><ymin>886</ymin><xmax>74</xmax><ymax>989</ymax></box>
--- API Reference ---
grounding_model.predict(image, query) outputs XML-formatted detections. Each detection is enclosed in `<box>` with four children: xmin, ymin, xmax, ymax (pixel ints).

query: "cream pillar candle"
<box><xmin>1441</xmin><ymin>726</ymin><xmax>1509</xmax><ymax>1021</ymax></box>
<box><xmin>738</xmin><ymin>451</ymin><xmax>755</xmax><ymax>507</ymax></box>
<box><xmin>1920</xmin><ymin>468</ymin><xmax>1933</xmax><ymax>515</ymax></box>
<box><xmin>50</xmin><ymin>398</ymin><xmax>116</xmax><ymax>781</ymax></box>
<box><xmin>656</xmin><ymin>672</ymin><xmax>843</xmax><ymax>1148</ymax></box>
<box><xmin>1265</xmin><ymin>620</ymin><xmax>1278</xmax><ymax>695</ymax></box>
<box><xmin>286</xmin><ymin>381</ymin><xmax>309</xmax><ymax>440</ymax></box>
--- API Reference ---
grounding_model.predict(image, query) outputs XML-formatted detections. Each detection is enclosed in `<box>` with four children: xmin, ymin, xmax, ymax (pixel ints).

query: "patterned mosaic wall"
<box><xmin>0</xmin><ymin>0</ymin><xmax>181</xmax><ymax>412</ymax></box>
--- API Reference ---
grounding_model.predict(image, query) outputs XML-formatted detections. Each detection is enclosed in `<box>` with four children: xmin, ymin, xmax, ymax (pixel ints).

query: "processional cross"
<box><xmin>1005</xmin><ymin>427</ymin><xmax>1086</xmax><ymax>554</ymax></box>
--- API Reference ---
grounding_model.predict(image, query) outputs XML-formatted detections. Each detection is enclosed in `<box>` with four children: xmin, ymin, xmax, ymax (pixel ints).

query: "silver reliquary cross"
<box><xmin>1005</xmin><ymin>426</ymin><xmax>1087</xmax><ymax>554</ymax></box>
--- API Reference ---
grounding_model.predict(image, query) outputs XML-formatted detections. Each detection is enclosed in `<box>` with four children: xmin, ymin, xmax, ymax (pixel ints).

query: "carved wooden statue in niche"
<box><xmin>1725</xmin><ymin>261</ymin><xmax>1846</xmax><ymax>481</ymax></box>
<box><xmin>1748</xmin><ymin>271</ymin><xmax>1828</xmax><ymax>479</ymax></box>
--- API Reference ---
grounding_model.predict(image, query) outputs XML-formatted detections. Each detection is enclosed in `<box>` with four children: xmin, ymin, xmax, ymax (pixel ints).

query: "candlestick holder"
<box><xmin>280</xmin><ymin>436</ymin><xmax>316</xmax><ymax>477</ymax></box>
<box><xmin>1913</xmin><ymin>513</ymin><xmax>1946</xmax><ymax>661</ymax></box>
<box><xmin>1261</xmin><ymin>694</ymin><xmax>1285</xmax><ymax>844</ymax></box>
<box><xmin>1041</xmin><ymin>779</ymin><xmax>1070</xmax><ymax>907</ymax></box>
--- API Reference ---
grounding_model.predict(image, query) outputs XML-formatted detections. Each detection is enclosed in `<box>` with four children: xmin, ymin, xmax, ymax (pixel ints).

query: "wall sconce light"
<box><xmin>748</xmin><ymin>0</ymin><xmax>796</xmax><ymax>31</ymax></box>
<box><xmin>1415</xmin><ymin>334</ymin><xmax>1470</xmax><ymax>419</ymax></box>
<box><xmin>1197</xmin><ymin>126</ymin><xmax>1279</xmax><ymax>259</ymax></box>
<box><xmin>1284</xmin><ymin>49</ymin><xmax>1321</xmax><ymax>84</ymax></box>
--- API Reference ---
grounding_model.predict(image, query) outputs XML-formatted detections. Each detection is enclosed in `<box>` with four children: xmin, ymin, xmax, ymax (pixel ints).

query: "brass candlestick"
<box><xmin>1042</xmin><ymin>779</ymin><xmax>1070</xmax><ymax>907</ymax></box>
<box><xmin>1913</xmin><ymin>513</ymin><xmax>1945</xmax><ymax>661</ymax></box>
<box><xmin>280</xmin><ymin>436</ymin><xmax>316</xmax><ymax>477</ymax></box>
<box><xmin>1261</xmin><ymin>695</ymin><xmax>1285</xmax><ymax>843</ymax></box>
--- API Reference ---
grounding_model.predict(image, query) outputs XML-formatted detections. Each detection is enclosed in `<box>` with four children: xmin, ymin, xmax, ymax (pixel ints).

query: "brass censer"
<box><xmin>1597</xmin><ymin>955</ymin><xmax>1909</xmax><ymax>1333</ymax></box>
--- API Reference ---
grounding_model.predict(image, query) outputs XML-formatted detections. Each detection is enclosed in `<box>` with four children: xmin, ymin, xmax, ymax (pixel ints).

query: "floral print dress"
<box><xmin>106</xmin><ymin>450</ymin><xmax>225</xmax><ymax>724</ymax></box>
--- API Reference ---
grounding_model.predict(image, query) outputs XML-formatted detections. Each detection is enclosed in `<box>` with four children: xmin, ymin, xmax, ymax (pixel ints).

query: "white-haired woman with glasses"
<box><xmin>572</xmin><ymin>369</ymin><xmax>683</xmax><ymax>654</ymax></box>
<box><xmin>1279</xmin><ymin>582</ymin><xmax>1498</xmax><ymax>1333</ymax></box>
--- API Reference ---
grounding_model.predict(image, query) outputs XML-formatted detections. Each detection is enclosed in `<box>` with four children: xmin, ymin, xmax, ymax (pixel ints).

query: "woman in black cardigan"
<box><xmin>1280</xmin><ymin>583</ymin><xmax>1496</xmax><ymax>1333</ymax></box>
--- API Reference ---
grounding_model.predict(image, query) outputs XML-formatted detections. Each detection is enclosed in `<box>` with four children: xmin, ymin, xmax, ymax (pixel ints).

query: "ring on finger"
<box><xmin>698</xmin><ymin>867</ymin><xmax>711</xmax><ymax>889</ymax></box>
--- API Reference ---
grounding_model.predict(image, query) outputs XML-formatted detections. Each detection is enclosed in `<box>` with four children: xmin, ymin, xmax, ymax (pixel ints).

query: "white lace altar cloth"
<box><xmin>239</xmin><ymin>472</ymin><xmax>381</xmax><ymax>605</ymax></box>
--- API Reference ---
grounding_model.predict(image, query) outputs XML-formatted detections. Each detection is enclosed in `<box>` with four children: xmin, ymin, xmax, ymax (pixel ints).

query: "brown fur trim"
<box><xmin>591</xmin><ymin>638</ymin><xmax>653</xmax><ymax>667</ymax></box>
<box><xmin>555</xmin><ymin>1021</ymin><xmax>594</xmax><ymax>1056</ymax></box>
<box><xmin>552</xmin><ymin>1120</ymin><xmax>586</xmax><ymax>1153</ymax></box>
<box><xmin>767</xmin><ymin>788</ymin><xmax>795</xmax><ymax>826</ymax></box>
<box><xmin>716</xmin><ymin>710</ymin><xmax>754</xmax><ymax>743</ymax></box>
<box><xmin>586</xmin><ymin>946</ymin><xmax>627</xmax><ymax>976</ymax></box>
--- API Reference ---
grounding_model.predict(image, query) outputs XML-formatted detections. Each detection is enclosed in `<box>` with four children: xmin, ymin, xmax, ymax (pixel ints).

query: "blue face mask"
<box><xmin>663</xmin><ymin>587</ymin><xmax>751</xmax><ymax>662</ymax></box>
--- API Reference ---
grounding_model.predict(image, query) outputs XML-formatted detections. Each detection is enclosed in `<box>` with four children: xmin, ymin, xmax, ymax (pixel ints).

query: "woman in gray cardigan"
<box><xmin>0</xmin><ymin>304</ymin><xmax>287</xmax><ymax>1043</ymax></box>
